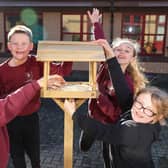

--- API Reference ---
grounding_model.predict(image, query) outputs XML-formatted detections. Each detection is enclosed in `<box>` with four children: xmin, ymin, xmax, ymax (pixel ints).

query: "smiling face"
<box><xmin>131</xmin><ymin>92</ymin><xmax>157</xmax><ymax>124</ymax></box>
<box><xmin>7</xmin><ymin>33</ymin><xmax>33</xmax><ymax>65</ymax></box>
<box><xmin>113</xmin><ymin>43</ymin><xmax>135</xmax><ymax>72</ymax></box>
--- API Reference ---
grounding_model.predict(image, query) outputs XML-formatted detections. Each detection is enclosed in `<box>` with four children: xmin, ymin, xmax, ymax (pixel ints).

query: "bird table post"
<box><xmin>36</xmin><ymin>41</ymin><xmax>105</xmax><ymax>168</ymax></box>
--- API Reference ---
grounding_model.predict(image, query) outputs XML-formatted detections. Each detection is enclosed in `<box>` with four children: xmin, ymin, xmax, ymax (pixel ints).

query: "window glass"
<box><xmin>134</xmin><ymin>15</ymin><xmax>141</xmax><ymax>23</ymax></box>
<box><xmin>83</xmin><ymin>34</ymin><xmax>93</xmax><ymax>41</ymax></box>
<box><xmin>83</xmin><ymin>14</ymin><xmax>89</xmax><ymax>33</ymax></box>
<box><xmin>145</xmin><ymin>15</ymin><xmax>156</xmax><ymax>34</ymax></box>
<box><xmin>145</xmin><ymin>23</ymin><xmax>156</xmax><ymax>34</ymax></box>
<box><xmin>63</xmin><ymin>15</ymin><xmax>80</xmax><ymax>33</ymax></box>
<box><xmin>123</xmin><ymin>25</ymin><xmax>141</xmax><ymax>34</ymax></box>
<box><xmin>62</xmin><ymin>14</ymin><xmax>93</xmax><ymax>41</ymax></box>
<box><xmin>157</xmin><ymin>26</ymin><xmax>165</xmax><ymax>34</ymax></box>
<box><xmin>158</xmin><ymin>15</ymin><xmax>166</xmax><ymax>23</ymax></box>
<box><xmin>123</xmin><ymin>15</ymin><xmax>130</xmax><ymax>22</ymax></box>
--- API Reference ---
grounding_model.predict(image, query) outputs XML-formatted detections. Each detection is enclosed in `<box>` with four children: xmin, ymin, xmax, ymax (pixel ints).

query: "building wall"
<box><xmin>113</xmin><ymin>12</ymin><xmax>122</xmax><ymax>39</ymax></box>
<box><xmin>103</xmin><ymin>12</ymin><xmax>111</xmax><ymax>42</ymax></box>
<box><xmin>102</xmin><ymin>12</ymin><xmax>123</xmax><ymax>41</ymax></box>
<box><xmin>0</xmin><ymin>10</ymin><xmax>167</xmax><ymax>73</ymax></box>
<box><xmin>165</xmin><ymin>20</ymin><xmax>168</xmax><ymax>56</ymax></box>
<box><xmin>43</xmin><ymin>12</ymin><xmax>61</xmax><ymax>40</ymax></box>
<box><xmin>140</xmin><ymin>62</ymin><xmax>168</xmax><ymax>73</ymax></box>
<box><xmin>43</xmin><ymin>12</ymin><xmax>168</xmax><ymax>73</ymax></box>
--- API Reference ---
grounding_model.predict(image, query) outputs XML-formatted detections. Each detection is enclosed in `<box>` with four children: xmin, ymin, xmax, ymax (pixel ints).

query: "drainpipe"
<box><xmin>110</xmin><ymin>0</ymin><xmax>114</xmax><ymax>42</ymax></box>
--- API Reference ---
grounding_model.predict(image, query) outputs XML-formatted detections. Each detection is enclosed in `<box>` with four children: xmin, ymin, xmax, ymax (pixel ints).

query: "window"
<box><xmin>122</xmin><ymin>15</ymin><xmax>143</xmax><ymax>41</ymax></box>
<box><xmin>122</xmin><ymin>14</ymin><xmax>167</xmax><ymax>56</ymax></box>
<box><xmin>61</xmin><ymin>13</ymin><xmax>93</xmax><ymax>41</ymax></box>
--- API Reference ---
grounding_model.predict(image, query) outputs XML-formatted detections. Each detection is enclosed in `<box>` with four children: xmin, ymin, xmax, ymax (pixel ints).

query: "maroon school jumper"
<box><xmin>0</xmin><ymin>55</ymin><xmax>72</xmax><ymax>167</ymax></box>
<box><xmin>0</xmin><ymin>81</ymin><xmax>40</xmax><ymax>168</ymax></box>
<box><xmin>89</xmin><ymin>23</ymin><xmax>134</xmax><ymax>123</ymax></box>
<box><xmin>0</xmin><ymin>55</ymin><xmax>72</xmax><ymax>116</ymax></box>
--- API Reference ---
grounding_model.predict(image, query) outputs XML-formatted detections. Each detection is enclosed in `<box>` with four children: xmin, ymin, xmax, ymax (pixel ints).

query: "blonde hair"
<box><xmin>135</xmin><ymin>86</ymin><xmax>168</xmax><ymax>123</ymax></box>
<box><xmin>112</xmin><ymin>38</ymin><xmax>148</xmax><ymax>94</ymax></box>
<box><xmin>8</xmin><ymin>25</ymin><xmax>33</xmax><ymax>42</ymax></box>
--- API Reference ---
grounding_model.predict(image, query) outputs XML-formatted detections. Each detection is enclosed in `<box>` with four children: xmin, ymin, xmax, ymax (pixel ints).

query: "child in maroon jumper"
<box><xmin>64</xmin><ymin>39</ymin><xmax>168</xmax><ymax>168</ymax></box>
<box><xmin>0</xmin><ymin>25</ymin><xmax>72</xmax><ymax>168</ymax></box>
<box><xmin>0</xmin><ymin>74</ymin><xmax>66</xmax><ymax>168</ymax></box>
<box><xmin>79</xmin><ymin>8</ymin><xmax>148</xmax><ymax>168</ymax></box>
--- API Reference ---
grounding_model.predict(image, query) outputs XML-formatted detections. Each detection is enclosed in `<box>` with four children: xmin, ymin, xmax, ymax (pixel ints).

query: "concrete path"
<box><xmin>7</xmin><ymin>72</ymin><xmax>168</xmax><ymax>168</ymax></box>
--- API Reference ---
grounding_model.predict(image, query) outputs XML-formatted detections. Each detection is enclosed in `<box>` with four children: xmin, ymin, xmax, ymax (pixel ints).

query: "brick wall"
<box><xmin>140</xmin><ymin>62</ymin><xmax>168</xmax><ymax>74</ymax></box>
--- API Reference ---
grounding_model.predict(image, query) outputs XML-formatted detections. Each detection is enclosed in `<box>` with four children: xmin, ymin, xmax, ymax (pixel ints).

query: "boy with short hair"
<box><xmin>0</xmin><ymin>25</ymin><xmax>72</xmax><ymax>168</ymax></box>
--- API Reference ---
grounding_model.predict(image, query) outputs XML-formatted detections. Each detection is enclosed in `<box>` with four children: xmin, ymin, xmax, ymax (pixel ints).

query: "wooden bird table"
<box><xmin>36</xmin><ymin>41</ymin><xmax>105</xmax><ymax>168</ymax></box>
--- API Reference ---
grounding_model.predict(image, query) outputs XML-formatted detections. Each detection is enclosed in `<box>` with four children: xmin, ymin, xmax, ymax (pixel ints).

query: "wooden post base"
<box><xmin>53</xmin><ymin>98</ymin><xmax>87</xmax><ymax>168</ymax></box>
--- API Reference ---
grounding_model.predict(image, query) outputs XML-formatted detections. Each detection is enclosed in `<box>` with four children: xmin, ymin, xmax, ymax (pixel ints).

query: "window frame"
<box><xmin>121</xmin><ymin>13</ymin><xmax>167</xmax><ymax>57</ymax></box>
<box><xmin>61</xmin><ymin>12</ymin><xmax>93</xmax><ymax>41</ymax></box>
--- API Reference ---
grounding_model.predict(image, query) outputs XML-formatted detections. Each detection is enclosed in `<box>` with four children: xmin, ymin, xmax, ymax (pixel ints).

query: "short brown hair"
<box><xmin>8</xmin><ymin>25</ymin><xmax>33</xmax><ymax>42</ymax></box>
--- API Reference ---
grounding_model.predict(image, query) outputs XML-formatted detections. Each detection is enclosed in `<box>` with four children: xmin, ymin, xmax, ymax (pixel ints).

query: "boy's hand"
<box><xmin>37</xmin><ymin>74</ymin><xmax>66</xmax><ymax>89</ymax></box>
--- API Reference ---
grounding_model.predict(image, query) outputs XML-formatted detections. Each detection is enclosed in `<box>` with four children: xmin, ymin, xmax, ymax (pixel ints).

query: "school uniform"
<box><xmin>0</xmin><ymin>81</ymin><xmax>40</xmax><ymax>168</ymax></box>
<box><xmin>74</xmin><ymin>57</ymin><xmax>160</xmax><ymax>168</ymax></box>
<box><xmin>0</xmin><ymin>55</ymin><xmax>72</xmax><ymax>167</ymax></box>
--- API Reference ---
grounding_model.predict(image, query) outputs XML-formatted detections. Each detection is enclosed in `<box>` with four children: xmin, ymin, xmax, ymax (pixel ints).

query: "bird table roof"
<box><xmin>36</xmin><ymin>41</ymin><xmax>105</xmax><ymax>62</ymax></box>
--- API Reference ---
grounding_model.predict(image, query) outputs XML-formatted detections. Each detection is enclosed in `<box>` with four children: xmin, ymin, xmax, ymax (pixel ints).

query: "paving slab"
<box><xmin>7</xmin><ymin>71</ymin><xmax>168</xmax><ymax>168</ymax></box>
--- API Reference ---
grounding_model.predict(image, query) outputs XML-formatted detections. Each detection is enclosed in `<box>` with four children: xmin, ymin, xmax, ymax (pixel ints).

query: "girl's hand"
<box><xmin>91</xmin><ymin>39</ymin><xmax>114</xmax><ymax>59</ymax></box>
<box><xmin>64</xmin><ymin>99</ymin><xmax>76</xmax><ymax>117</ymax></box>
<box><xmin>87</xmin><ymin>8</ymin><xmax>102</xmax><ymax>24</ymax></box>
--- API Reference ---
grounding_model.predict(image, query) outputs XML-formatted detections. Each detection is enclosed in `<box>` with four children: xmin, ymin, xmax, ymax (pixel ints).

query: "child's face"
<box><xmin>7</xmin><ymin>33</ymin><xmax>33</xmax><ymax>61</ymax></box>
<box><xmin>131</xmin><ymin>92</ymin><xmax>157</xmax><ymax>124</ymax></box>
<box><xmin>113</xmin><ymin>43</ymin><xmax>135</xmax><ymax>70</ymax></box>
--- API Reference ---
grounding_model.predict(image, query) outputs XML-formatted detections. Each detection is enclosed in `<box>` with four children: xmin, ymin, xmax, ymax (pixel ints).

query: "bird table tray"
<box><xmin>36</xmin><ymin>41</ymin><xmax>105</xmax><ymax>98</ymax></box>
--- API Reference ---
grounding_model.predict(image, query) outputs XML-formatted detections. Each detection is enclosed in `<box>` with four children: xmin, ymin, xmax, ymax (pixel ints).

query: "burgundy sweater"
<box><xmin>89</xmin><ymin>22</ymin><xmax>134</xmax><ymax>123</ymax></box>
<box><xmin>0</xmin><ymin>55</ymin><xmax>72</xmax><ymax>116</ymax></box>
<box><xmin>0</xmin><ymin>81</ymin><xmax>40</xmax><ymax>168</ymax></box>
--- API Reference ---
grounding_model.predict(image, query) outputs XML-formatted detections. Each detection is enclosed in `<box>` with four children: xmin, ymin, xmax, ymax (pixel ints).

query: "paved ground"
<box><xmin>7</xmin><ymin>71</ymin><xmax>168</xmax><ymax>168</ymax></box>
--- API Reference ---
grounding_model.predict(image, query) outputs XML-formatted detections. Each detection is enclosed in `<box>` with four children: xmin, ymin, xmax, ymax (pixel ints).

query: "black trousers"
<box><xmin>7</xmin><ymin>112</ymin><xmax>40</xmax><ymax>168</ymax></box>
<box><xmin>102</xmin><ymin>142</ymin><xmax>115</xmax><ymax>168</ymax></box>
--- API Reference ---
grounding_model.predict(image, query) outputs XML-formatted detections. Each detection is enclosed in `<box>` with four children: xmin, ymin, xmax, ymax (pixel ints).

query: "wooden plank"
<box><xmin>53</xmin><ymin>98</ymin><xmax>87</xmax><ymax>168</ymax></box>
<box><xmin>40</xmin><ymin>82</ymin><xmax>98</xmax><ymax>98</ymax></box>
<box><xmin>43</xmin><ymin>61</ymin><xmax>49</xmax><ymax>93</ymax></box>
<box><xmin>64</xmin><ymin>109</ymin><xmax>73</xmax><ymax>168</ymax></box>
<box><xmin>53</xmin><ymin>98</ymin><xmax>74</xmax><ymax>168</ymax></box>
<box><xmin>36</xmin><ymin>41</ymin><xmax>105</xmax><ymax>62</ymax></box>
<box><xmin>40</xmin><ymin>89</ymin><xmax>98</xmax><ymax>98</ymax></box>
